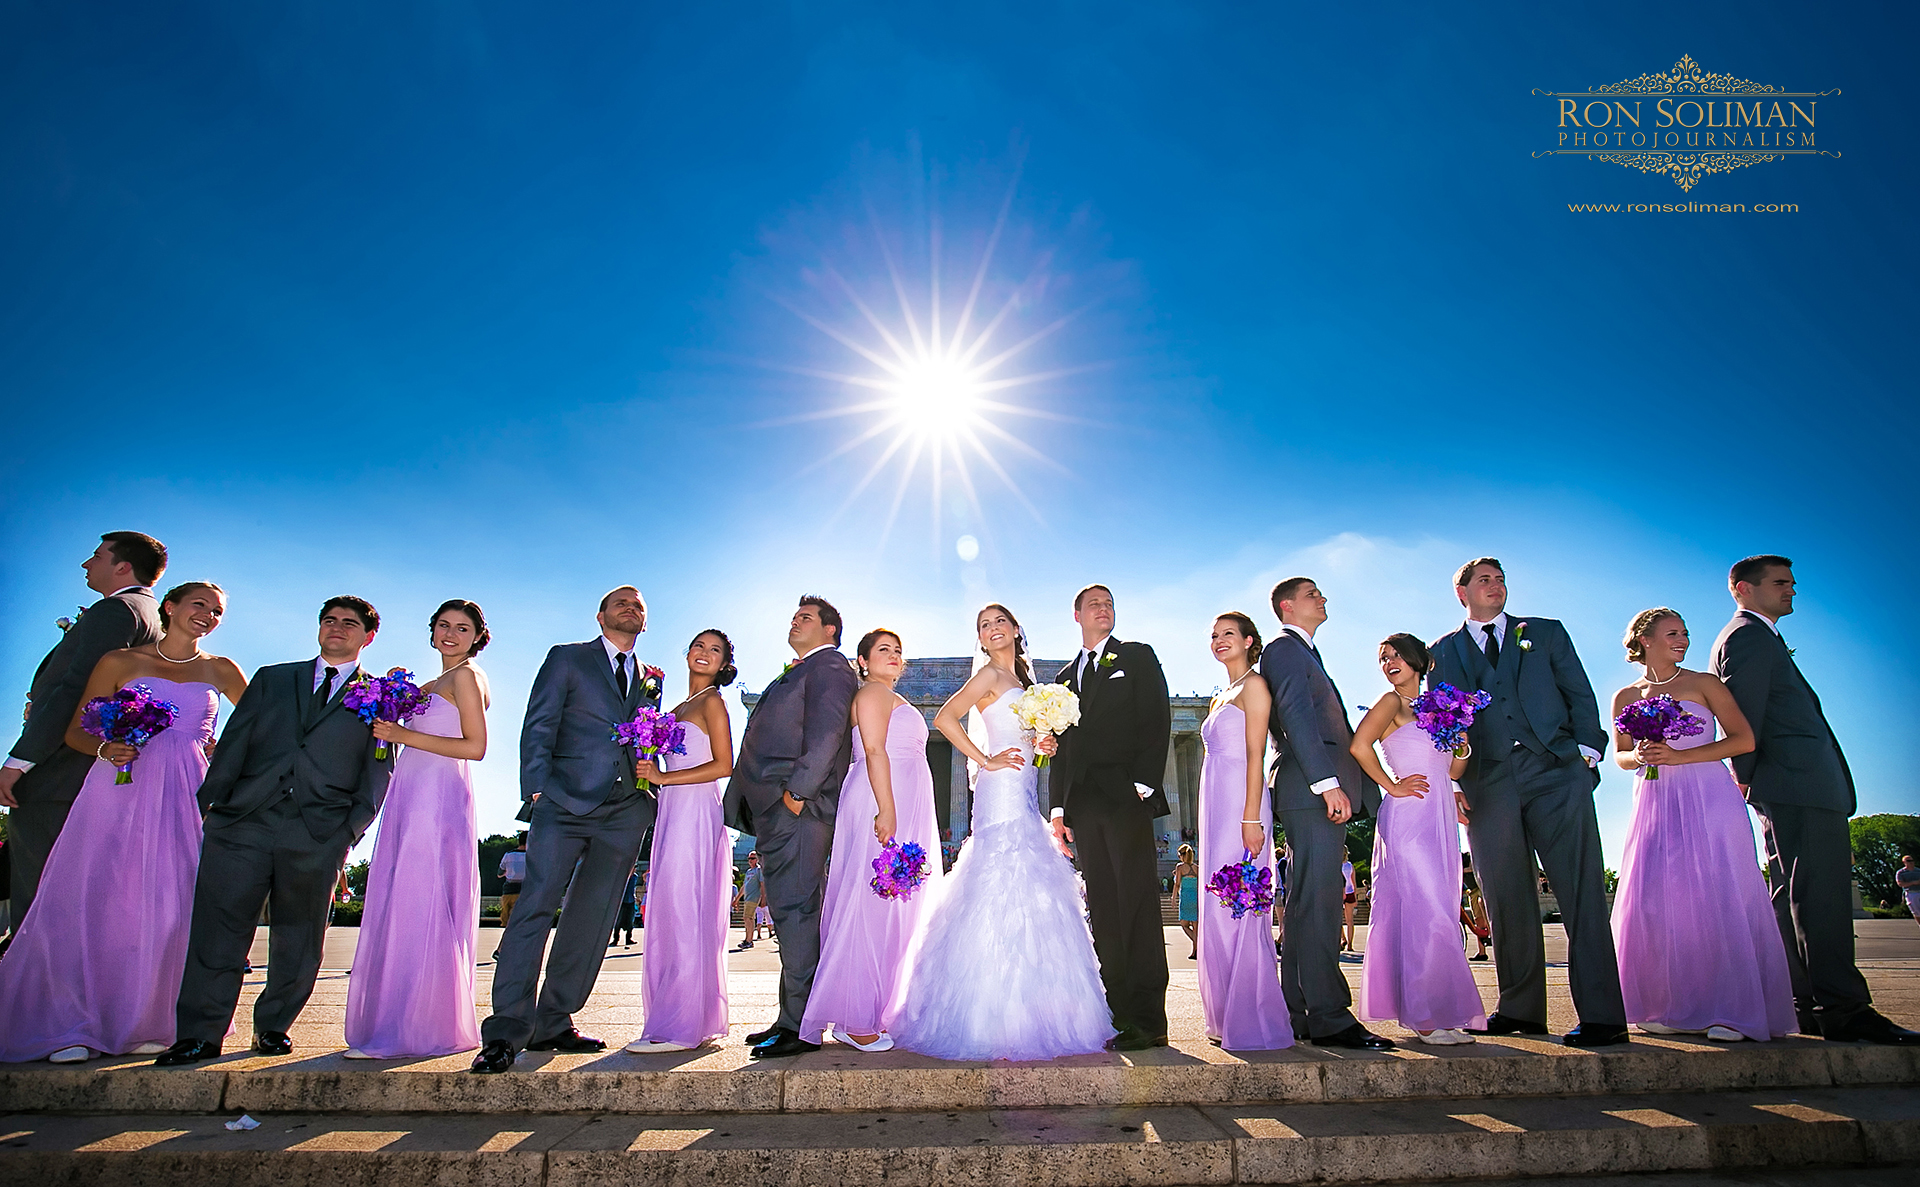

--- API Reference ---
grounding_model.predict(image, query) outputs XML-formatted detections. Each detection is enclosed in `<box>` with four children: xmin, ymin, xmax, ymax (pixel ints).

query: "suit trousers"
<box><xmin>1276</xmin><ymin>803</ymin><xmax>1356</xmax><ymax>1038</ymax></box>
<box><xmin>1751</xmin><ymin>798</ymin><xmax>1871</xmax><ymax>1018</ymax></box>
<box><xmin>483</xmin><ymin>790</ymin><xmax>653</xmax><ymax>1049</ymax></box>
<box><xmin>752</xmin><ymin>802</ymin><xmax>833</xmax><ymax>1033</ymax></box>
<box><xmin>1075</xmin><ymin>789</ymin><xmax>1169</xmax><ymax>1037</ymax></box>
<box><xmin>6</xmin><ymin>795</ymin><xmax>77</xmax><ymax>934</ymax></box>
<box><xmin>1464</xmin><ymin>747</ymin><xmax>1624</xmax><ymax>1027</ymax></box>
<box><xmin>176</xmin><ymin>795</ymin><xmax>353</xmax><ymax>1041</ymax></box>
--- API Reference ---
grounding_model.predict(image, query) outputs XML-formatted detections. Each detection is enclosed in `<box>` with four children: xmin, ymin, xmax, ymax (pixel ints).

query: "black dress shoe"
<box><xmin>744</xmin><ymin>1024</ymin><xmax>783</xmax><ymax>1046</ymax></box>
<box><xmin>749</xmin><ymin>1032</ymin><xmax>820</xmax><ymax>1060</ymax></box>
<box><xmin>1822</xmin><ymin>1010</ymin><xmax>1920</xmax><ymax>1045</ymax></box>
<box><xmin>253</xmin><ymin>1031</ymin><xmax>293</xmax><ymax>1056</ymax></box>
<box><xmin>1562</xmin><ymin>1023</ymin><xmax>1630</xmax><ymax>1048</ymax></box>
<box><xmin>1310</xmin><ymin>1023</ymin><xmax>1396</xmax><ymax>1050</ymax></box>
<box><xmin>1465</xmin><ymin>1012</ymin><xmax>1551</xmax><ymax>1037</ymax></box>
<box><xmin>525</xmin><ymin>1027</ymin><xmax>606</xmax><ymax>1053</ymax></box>
<box><xmin>470</xmin><ymin>1040</ymin><xmax>517</xmax><ymax>1074</ymax></box>
<box><xmin>1104</xmin><ymin>1026</ymin><xmax>1170</xmax><ymax>1052</ymax></box>
<box><xmin>153</xmin><ymin>1039</ymin><xmax>222</xmax><ymax>1067</ymax></box>
<box><xmin>1796</xmin><ymin>1009</ymin><xmax>1823</xmax><ymax>1037</ymax></box>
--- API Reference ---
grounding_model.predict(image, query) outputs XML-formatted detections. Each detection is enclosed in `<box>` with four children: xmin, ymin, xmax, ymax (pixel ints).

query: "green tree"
<box><xmin>1849</xmin><ymin>814</ymin><xmax>1920</xmax><ymax>907</ymax></box>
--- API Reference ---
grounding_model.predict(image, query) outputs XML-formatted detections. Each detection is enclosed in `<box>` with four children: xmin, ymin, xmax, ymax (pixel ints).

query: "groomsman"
<box><xmin>1430</xmin><ymin>558</ymin><xmax>1626</xmax><ymax>1047</ymax></box>
<box><xmin>1</xmin><ymin>532</ymin><xmax>166</xmax><ymax>939</ymax></box>
<box><xmin>159</xmin><ymin>597</ymin><xmax>395</xmax><ymax>1064</ymax></box>
<box><xmin>1711</xmin><ymin>555</ymin><xmax>1918</xmax><ymax>1045</ymax></box>
<box><xmin>1260</xmin><ymin>578</ymin><xmax>1390</xmax><ymax>1049</ymax></box>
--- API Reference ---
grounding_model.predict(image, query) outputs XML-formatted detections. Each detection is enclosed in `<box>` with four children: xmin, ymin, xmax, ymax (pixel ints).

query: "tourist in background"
<box><xmin>801</xmin><ymin>629</ymin><xmax>945</xmax><ymax>1052</ymax></box>
<box><xmin>1612</xmin><ymin>608</ymin><xmax>1792</xmax><ymax>1042</ymax></box>
<box><xmin>1898</xmin><ymin>857</ymin><xmax>1920</xmax><ymax>930</ymax></box>
<box><xmin>613</xmin><ymin>864</ymin><xmax>639</xmax><ymax>948</ymax></box>
<box><xmin>625</xmin><ymin>630</ymin><xmax>736</xmax><ymax>1053</ymax></box>
<box><xmin>734</xmin><ymin>852</ymin><xmax>765</xmax><ymax>950</ymax></box>
<box><xmin>498</xmin><ymin>838</ymin><xmax>526</xmax><ymax>929</ymax></box>
<box><xmin>1340</xmin><ymin>860</ymin><xmax>1358</xmax><ymax>951</ymax></box>
<box><xmin>345</xmin><ymin>599</ymin><xmax>492</xmax><ymax>1059</ymax></box>
<box><xmin>0</xmin><ymin>582</ymin><xmax>243</xmax><ymax>1063</ymax></box>
<box><xmin>1349</xmin><ymin>632</ymin><xmax>1485</xmax><ymax>1046</ymax></box>
<box><xmin>1173</xmin><ymin>845</ymin><xmax>1199</xmax><ymax>960</ymax></box>
<box><xmin>1195</xmin><ymin>612</ymin><xmax>1291</xmax><ymax>1051</ymax></box>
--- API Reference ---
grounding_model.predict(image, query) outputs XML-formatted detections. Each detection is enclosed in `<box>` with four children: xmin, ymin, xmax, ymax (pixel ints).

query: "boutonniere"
<box><xmin>641</xmin><ymin>665</ymin><xmax>664</xmax><ymax>698</ymax></box>
<box><xmin>1098</xmin><ymin>651</ymin><xmax>1118</xmax><ymax>670</ymax></box>
<box><xmin>56</xmin><ymin>605</ymin><xmax>86</xmax><ymax>633</ymax></box>
<box><xmin>781</xmin><ymin>658</ymin><xmax>799</xmax><ymax>677</ymax></box>
<box><xmin>1512</xmin><ymin>622</ymin><xmax>1533</xmax><ymax>652</ymax></box>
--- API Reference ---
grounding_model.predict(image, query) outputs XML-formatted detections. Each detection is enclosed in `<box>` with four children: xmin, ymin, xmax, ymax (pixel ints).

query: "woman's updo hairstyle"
<box><xmin>855</xmin><ymin>628</ymin><xmax>902</xmax><ymax>678</ymax></box>
<box><xmin>159</xmin><ymin>581</ymin><xmax>226</xmax><ymax>630</ymax></box>
<box><xmin>1215</xmin><ymin>611</ymin><xmax>1263</xmax><ymax>664</ymax></box>
<box><xmin>1623</xmin><ymin>607</ymin><xmax>1682</xmax><ymax>665</ymax></box>
<box><xmin>691</xmin><ymin>629</ymin><xmax>737</xmax><ymax>687</ymax></box>
<box><xmin>430</xmin><ymin>599</ymin><xmax>490</xmax><ymax>656</ymax></box>
<box><xmin>1380</xmin><ymin>632</ymin><xmax>1433</xmax><ymax>676</ymax></box>
<box><xmin>977</xmin><ymin>603</ymin><xmax>1035</xmax><ymax>688</ymax></box>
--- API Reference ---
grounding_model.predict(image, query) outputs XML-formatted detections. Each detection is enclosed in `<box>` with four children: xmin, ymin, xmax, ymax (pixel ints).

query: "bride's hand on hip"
<box><xmin>980</xmin><ymin>746</ymin><xmax>1026</xmax><ymax>772</ymax></box>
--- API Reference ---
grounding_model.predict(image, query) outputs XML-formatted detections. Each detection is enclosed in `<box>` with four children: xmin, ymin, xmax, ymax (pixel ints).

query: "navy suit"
<box><xmin>483</xmin><ymin>640</ymin><xmax>660</xmax><ymax>1049</ymax></box>
<box><xmin>1430</xmin><ymin>616</ymin><xmax>1624</xmax><ymax>1028</ymax></box>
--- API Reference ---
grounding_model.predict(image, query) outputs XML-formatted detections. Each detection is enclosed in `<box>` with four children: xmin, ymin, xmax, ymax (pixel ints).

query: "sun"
<box><xmin>889</xmin><ymin>357</ymin><xmax>985</xmax><ymax>437</ymax></box>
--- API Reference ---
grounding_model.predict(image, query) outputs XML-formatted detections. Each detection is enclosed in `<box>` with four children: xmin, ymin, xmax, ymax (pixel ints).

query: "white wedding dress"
<box><xmin>886</xmin><ymin>687</ymin><xmax>1115</xmax><ymax>1060</ymax></box>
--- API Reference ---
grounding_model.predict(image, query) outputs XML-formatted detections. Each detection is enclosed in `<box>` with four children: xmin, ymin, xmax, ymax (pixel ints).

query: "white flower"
<box><xmin>1012</xmin><ymin>684</ymin><xmax>1081</xmax><ymax>737</ymax></box>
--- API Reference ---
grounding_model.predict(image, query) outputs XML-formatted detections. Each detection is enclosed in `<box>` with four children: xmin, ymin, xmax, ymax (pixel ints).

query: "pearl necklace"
<box><xmin>155</xmin><ymin>642</ymin><xmax>205</xmax><ymax>664</ymax></box>
<box><xmin>1645</xmin><ymin>666</ymin><xmax>1683</xmax><ymax>686</ymax></box>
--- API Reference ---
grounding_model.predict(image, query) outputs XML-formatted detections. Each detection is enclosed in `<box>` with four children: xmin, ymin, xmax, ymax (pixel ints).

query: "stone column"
<box><xmin>950</xmin><ymin>746</ymin><xmax>972</xmax><ymax>841</ymax></box>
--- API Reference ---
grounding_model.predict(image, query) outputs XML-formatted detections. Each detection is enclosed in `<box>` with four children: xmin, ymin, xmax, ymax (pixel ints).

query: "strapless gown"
<box><xmin>0</xmin><ymin>678</ymin><xmax>216</xmax><ymax>1060</ymax></box>
<box><xmin>1611</xmin><ymin>700</ymin><xmax>1794</xmax><ymax>1040</ymax></box>
<box><xmin>344</xmin><ymin>694</ymin><xmax>481</xmax><ymax>1057</ymax></box>
<box><xmin>889</xmin><ymin>688</ymin><xmax>1114</xmax><ymax>1060</ymax></box>
<box><xmin>1197</xmin><ymin>702</ymin><xmax>1292</xmax><ymax>1049</ymax></box>
<box><xmin>1358</xmin><ymin>722</ymin><xmax>1487</xmax><ymax>1032</ymax></box>
<box><xmin>801</xmin><ymin>702</ymin><xmax>945</xmax><ymax>1044</ymax></box>
<box><xmin>638</xmin><ymin>722</ymin><xmax>731</xmax><ymax>1047</ymax></box>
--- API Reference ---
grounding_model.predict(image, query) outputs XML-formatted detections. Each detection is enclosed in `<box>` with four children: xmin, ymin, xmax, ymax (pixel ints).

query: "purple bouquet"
<box><xmin>1613</xmin><ymin>694</ymin><xmax>1707</xmax><ymax>780</ymax></box>
<box><xmin>1207</xmin><ymin>854</ymin><xmax>1276</xmax><ymax>920</ymax></box>
<box><xmin>612</xmin><ymin>705</ymin><xmax>686</xmax><ymax>793</ymax></box>
<box><xmin>80</xmin><ymin>684</ymin><xmax>179</xmax><ymax>784</ymax></box>
<box><xmin>869</xmin><ymin>839</ymin><xmax>931</xmax><ymax>901</ymax></box>
<box><xmin>1410</xmin><ymin>682</ymin><xmax>1493</xmax><ymax>757</ymax></box>
<box><xmin>342</xmin><ymin>670</ymin><xmax>434</xmax><ymax>760</ymax></box>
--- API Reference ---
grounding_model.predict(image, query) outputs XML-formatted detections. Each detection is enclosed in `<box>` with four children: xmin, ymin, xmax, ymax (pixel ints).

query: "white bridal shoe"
<box><xmin>832</xmin><ymin>1029</ymin><xmax>895</xmax><ymax>1053</ymax></box>
<box><xmin>49</xmin><ymin>1046</ymin><xmax>92</xmax><ymax>1064</ymax></box>
<box><xmin>1705</xmin><ymin>1026</ymin><xmax>1746</xmax><ymax>1042</ymax></box>
<box><xmin>131</xmin><ymin>1042</ymin><xmax>170</xmax><ymax>1056</ymax></box>
<box><xmin>343</xmin><ymin>1048</ymin><xmax>376</xmax><ymax>1059</ymax></box>
<box><xmin>624</xmin><ymin>1039</ymin><xmax>694</xmax><ymax>1053</ymax></box>
<box><xmin>1413</xmin><ymin>1029</ymin><xmax>1474</xmax><ymax>1046</ymax></box>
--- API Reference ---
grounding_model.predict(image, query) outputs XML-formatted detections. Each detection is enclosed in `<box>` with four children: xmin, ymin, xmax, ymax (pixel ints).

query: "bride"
<box><xmin>886</xmin><ymin>603</ymin><xmax>1114</xmax><ymax>1060</ymax></box>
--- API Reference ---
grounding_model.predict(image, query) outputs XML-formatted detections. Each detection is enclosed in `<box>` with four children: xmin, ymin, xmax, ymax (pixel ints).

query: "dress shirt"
<box><xmin>793</xmin><ymin>643</ymin><xmax>836</xmax><ymax>664</ymax></box>
<box><xmin>313</xmin><ymin>655</ymin><xmax>361</xmax><ymax>693</ymax></box>
<box><xmin>1464</xmin><ymin>612</ymin><xmax>1600</xmax><ymax>767</ymax></box>
<box><xmin>599</xmin><ymin>634</ymin><xmax>639</xmax><ymax>676</ymax></box>
<box><xmin>1741</xmin><ymin>607</ymin><xmax>1783</xmax><ymax>635</ymax></box>
<box><xmin>1278</xmin><ymin>624</ymin><xmax>1341</xmax><ymax>795</ymax></box>
<box><xmin>5</xmin><ymin>586</ymin><xmax>155</xmax><ymax>773</ymax></box>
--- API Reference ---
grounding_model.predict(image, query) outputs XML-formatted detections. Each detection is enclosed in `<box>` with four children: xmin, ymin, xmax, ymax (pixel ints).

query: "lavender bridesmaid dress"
<box><xmin>0</xmin><ymin>678</ymin><xmax>215</xmax><ymax>1060</ymax></box>
<box><xmin>343</xmin><ymin>694</ymin><xmax>480</xmax><ymax>1057</ymax></box>
<box><xmin>1358</xmin><ymin>722</ymin><xmax>1487</xmax><ymax>1033</ymax></box>
<box><xmin>801</xmin><ymin>702</ymin><xmax>944</xmax><ymax>1044</ymax></box>
<box><xmin>1197</xmin><ymin>701</ymin><xmax>1293</xmax><ymax>1050</ymax></box>
<box><xmin>637</xmin><ymin>722</ymin><xmax>731</xmax><ymax>1047</ymax></box>
<box><xmin>1612</xmin><ymin>700</ymin><xmax>1794</xmax><ymax>1040</ymax></box>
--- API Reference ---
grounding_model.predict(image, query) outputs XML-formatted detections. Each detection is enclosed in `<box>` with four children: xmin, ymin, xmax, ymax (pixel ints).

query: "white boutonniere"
<box><xmin>56</xmin><ymin>605</ymin><xmax>85</xmax><ymax>633</ymax></box>
<box><xmin>641</xmin><ymin>665</ymin><xmax>664</xmax><ymax>700</ymax></box>
<box><xmin>1512</xmin><ymin>621</ymin><xmax>1533</xmax><ymax>652</ymax></box>
<box><xmin>1098</xmin><ymin>651</ymin><xmax>1118</xmax><ymax>670</ymax></box>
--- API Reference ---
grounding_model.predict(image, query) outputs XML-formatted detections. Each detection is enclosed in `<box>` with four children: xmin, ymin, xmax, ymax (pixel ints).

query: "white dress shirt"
<box><xmin>1463</xmin><ymin>612</ymin><xmax>1600</xmax><ymax>767</ymax></box>
<box><xmin>793</xmin><ymin>643</ymin><xmax>837</xmax><ymax>664</ymax></box>
<box><xmin>1277</xmin><ymin>624</ymin><xmax>1342</xmax><ymax>795</ymax></box>
<box><xmin>1741</xmin><ymin>607</ymin><xmax>1782</xmax><ymax>635</ymax></box>
<box><xmin>599</xmin><ymin>634</ymin><xmax>638</xmax><ymax>678</ymax></box>
<box><xmin>6</xmin><ymin>586</ymin><xmax>155</xmax><ymax>773</ymax></box>
<box><xmin>313</xmin><ymin>655</ymin><xmax>361</xmax><ymax>693</ymax></box>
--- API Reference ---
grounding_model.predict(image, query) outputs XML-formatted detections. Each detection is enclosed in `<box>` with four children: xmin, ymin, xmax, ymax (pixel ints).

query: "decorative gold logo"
<box><xmin>1534</xmin><ymin>55</ymin><xmax>1839</xmax><ymax>191</ymax></box>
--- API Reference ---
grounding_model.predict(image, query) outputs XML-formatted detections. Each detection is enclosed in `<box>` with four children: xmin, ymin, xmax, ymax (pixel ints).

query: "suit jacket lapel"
<box><xmin>1082</xmin><ymin>639</ymin><xmax>1120</xmax><ymax>709</ymax></box>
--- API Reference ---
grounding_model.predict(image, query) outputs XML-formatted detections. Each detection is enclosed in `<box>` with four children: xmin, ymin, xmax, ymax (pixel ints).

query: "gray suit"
<box><xmin>1260</xmin><ymin>630</ymin><xmax>1378</xmax><ymax>1038</ymax></box>
<box><xmin>483</xmin><ymin>640</ymin><xmax>660</xmax><ymax>1049</ymax></box>
<box><xmin>1431</xmin><ymin>616</ymin><xmax>1624</xmax><ymax>1028</ymax></box>
<box><xmin>5</xmin><ymin>587</ymin><xmax>161</xmax><ymax>927</ymax></box>
<box><xmin>176</xmin><ymin>659</ymin><xmax>395</xmax><ymax>1041</ymax></box>
<box><xmin>1711</xmin><ymin>610</ymin><xmax>1867</xmax><ymax>1022</ymax></box>
<box><xmin>723</xmin><ymin>648</ymin><xmax>860</xmax><ymax>1032</ymax></box>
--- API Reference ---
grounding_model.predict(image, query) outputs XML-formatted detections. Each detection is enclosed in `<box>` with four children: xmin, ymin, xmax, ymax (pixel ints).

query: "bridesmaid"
<box><xmin>1196</xmin><ymin>612</ymin><xmax>1292</xmax><ymax>1050</ymax></box>
<box><xmin>1610</xmin><ymin>608</ymin><xmax>1793</xmax><ymax>1042</ymax></box>
<box><xmin>0</xmin><ymin>582</ymin><xmax>246</xmax><ymax>1063</ymax></box>
<box><xmin>624</xmin><ymin>630</ymin><xmax>736</xmax><ymax>1053</ymax></box>
<box><xmin>801</xmin><ymin>629</ymin><xmax>944</xmax><ymax>1052</ymax></box>
<box><xmin>343</xmin><ymin>599</ymin><xmax>491</xmax><ymax>1059</ymax></box>
<box><xmin>1349</xmin><ymin>633</ymin><xmax>1486</xmax><ymax>1045</ymax></box>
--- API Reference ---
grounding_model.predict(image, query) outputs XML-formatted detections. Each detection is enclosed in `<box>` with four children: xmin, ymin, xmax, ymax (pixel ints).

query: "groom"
<box><xmin>1049</xmin><ymin>584</ymin><xmax>1172</xmax><ymax>1051</ymax></box>
<box><xmin>473</xmin><ymin>586</ymin><xmax>663</xmax><ymax>1073</ymax></box>
<box><xmin>725</xmin><ymin>595</ymin><xmax>861</xmax><ymax>1059</ymax></box>
<box><xmin>1430</xmin><ymin>558</ymin><xmax>1626</xmax><ymax>1047</ymax></box>
<box><xmin>160</xmin><ymin>596</ymin><xmax>394</xmax><ymax>1064</ymax></box>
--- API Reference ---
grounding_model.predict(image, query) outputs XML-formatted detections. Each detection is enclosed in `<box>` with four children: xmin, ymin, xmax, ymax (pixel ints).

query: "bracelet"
<box><xmin>96</xmin><ymin>740</ymin><xmax>108</xmax><ymax>759</ymax></box>
<box><xmin>1240</xmin><ymin>819</ymin><xmax>1264</xmax><ymax>824</ymax></box>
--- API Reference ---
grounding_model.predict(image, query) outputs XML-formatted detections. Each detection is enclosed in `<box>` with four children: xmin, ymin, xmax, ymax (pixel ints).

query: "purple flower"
<box><xmin>1409</xmin><ymin>682</ymin><xmax>1493</xmax><ymax>756</ymax></box>
<box><xmin>1612</xmin><ymin>694</ymin><xmax>1707</xmax><ymax>780</ymax></box>
<box><xmin>613</xmin><ymin>706</ymin><xmax>688</xmax><ymax>791</ymax></box>
<box><xmin>1207</xmin><ymin>858</ymin><xmax>1275</xmax><ymax>919</ymax></box>
<box><xmin>342</xmin><ymin>670</ymin><xmax>434</xmax><ymax>759</ymax></box>
<box><xmin>869</xmin><ymin>840</ymin><xmax>931</xmax><ymax>900</ymax></box>
<box><xmin>80</xmin><ymin>684</ymin><xmax>179</xmax><ymax>784</ymax></box>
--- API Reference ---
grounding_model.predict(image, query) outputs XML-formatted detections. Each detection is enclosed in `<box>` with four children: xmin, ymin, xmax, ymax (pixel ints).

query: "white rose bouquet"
<box><xmin>1010</xmin><ymin>684</ymin><xmax>1080</xmax><ymax>767</ymax></box>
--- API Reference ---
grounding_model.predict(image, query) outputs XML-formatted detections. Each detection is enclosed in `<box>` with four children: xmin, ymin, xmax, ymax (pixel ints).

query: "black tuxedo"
<box><xmin>5</xmin><ymin>587</ymin><xmax>161</xmax><ymax>927</ymax></box>
<box><xmin>175</xmin><ymin>659</ymin><xmax>395</xmax><ymax>1042</ymax></box>
<box><xmin>1052</xmin><ymin>638</ymin><xmax>1172</xmax><ymax>1036</ymax></box>
<box><xmin>1712</xmin><ymin>610</ymin><xmax>1870</xmax><ymax>1022</ymax></box>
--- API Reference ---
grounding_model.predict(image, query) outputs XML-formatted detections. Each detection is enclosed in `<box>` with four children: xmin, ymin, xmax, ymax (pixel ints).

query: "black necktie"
<box><xmin>615</xmin><ymin>652</ymin><xmax>630</xmax><ymax>699</ymax></box>
<box><xmin>1482</xmin><ymin>624</ymin><xmax>1500</xmax><ymax>668</ymax></box>
<box><xmin>311</xmin><ymin>665</ymin><xmax>339</xmax><ymax>720</ymax></box>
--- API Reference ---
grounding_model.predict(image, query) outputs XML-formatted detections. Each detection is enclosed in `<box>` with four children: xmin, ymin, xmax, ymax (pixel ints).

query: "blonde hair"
<box><xmin>1623</xmin><ymin>607</ymin><xmax>1683</xmax><ymax>664</ymax></box>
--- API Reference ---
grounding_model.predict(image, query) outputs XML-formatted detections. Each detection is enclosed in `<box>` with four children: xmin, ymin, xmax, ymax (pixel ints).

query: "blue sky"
<box><xmin>3</xmin><ymin>2</ymin><xmax>1913</xmax><ymax>863</ymax></box>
